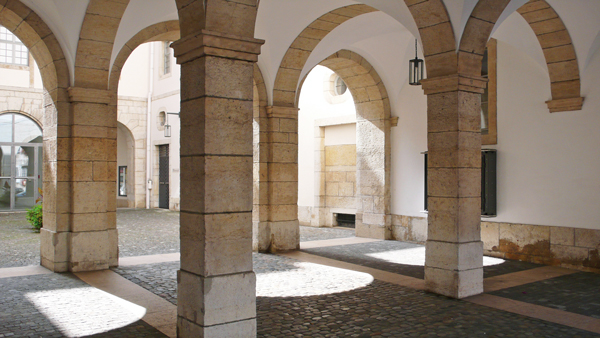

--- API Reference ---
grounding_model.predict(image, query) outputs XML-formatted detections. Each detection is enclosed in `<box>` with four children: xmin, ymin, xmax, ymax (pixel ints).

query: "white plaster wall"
<box><xmin>0</xmin><ymin>68</ymin><xmax>30</xmax><ymax>88</ymax></box>
<box><xmin>389</xmin><ymin>82</ymin><xmax>427</xmax><ymax>217</ymax></box>
<box><xmin>489</xmin><ymin>40</ymin><xmax>600</xmax><ymax>230</ymax></box>
<box><xmin>324</xmin><ymin>124</ymin><xmax>356</xmax><ymax>146</ymax></box>
<box><xmin>298</xmin><ymin>65</ymin><xmax>355</xmax><ymax>207</ymax></box>
<box><xmin>118</xmin><ymin>43</ymin><xmax>150</xmax><ymax>98</ymax></box>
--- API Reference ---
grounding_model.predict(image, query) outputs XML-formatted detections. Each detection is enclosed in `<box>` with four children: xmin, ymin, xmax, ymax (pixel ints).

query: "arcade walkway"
<box><xmin>0</xmin><ymin>210</ymin><xmax>599</xmax><ymax>337</ymax></box>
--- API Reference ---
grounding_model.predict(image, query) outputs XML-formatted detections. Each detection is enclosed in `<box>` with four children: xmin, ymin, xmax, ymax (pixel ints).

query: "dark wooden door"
<box><xmin>158</xmin><ymin>144</ymin><xmax>169</xmax><ymax>209</ymax></box>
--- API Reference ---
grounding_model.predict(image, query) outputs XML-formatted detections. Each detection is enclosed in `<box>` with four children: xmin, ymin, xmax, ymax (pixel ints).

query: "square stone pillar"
<box><xmin>312</xmin><ymin>125</ymin><xmax>331</xmax><ymax>227</ymax></box>
<box><xmin>253</xmin><ymin>106</ymin><xmax>299</xmax><ymax>252</ymax></box>
<box><xmin>172</xmin><ymin>30</ymin><xmax>264</xmax><ymax>337</ymax></box>
<box><xmin>41</xmin><ymin>87</ymin><xmax>117</xmax><ymax>272</ymax></box>
<box><xmin>421</xmin><ymin>74</ymin><xmax>487</xmax><ymax>299</ymax></box>
<box><xmin>355</xmin><ymin>118</ymin><xmax>392</xmax><ymax>240</ymax></box>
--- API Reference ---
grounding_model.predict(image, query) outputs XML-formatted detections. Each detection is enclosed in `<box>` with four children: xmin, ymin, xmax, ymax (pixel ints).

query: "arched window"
<box><xmin>0</xmin><ymin>113</ymin><xmax>42</xmax><ymax>211</ymax></box>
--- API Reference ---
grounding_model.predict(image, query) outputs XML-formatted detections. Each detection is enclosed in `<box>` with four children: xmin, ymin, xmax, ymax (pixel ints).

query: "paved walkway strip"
<box><xmin>466</xmin><ymin>294</ymin><xmax>600</xmax><ymax>335</ymax></box>
<box><xmin>484</xmin><ymin>265</ymin><xmax>579</xmax><ymax>292</ymax></box>
<box><xmin>119</xmin><ymin>252</ymin><xmax>180</xmax><ymax>266</ymax></box>
<box><xmin>300</xmin><ymin>236</ymin><xmax>381</xmax><ymax>249</ymax></box>
<box><xmin>75</xmin><ymin>269</ymin><xmax>177</xmax><ymax>338</ymax></box>
<box><xmin>0</xmin><ymin>265</ymin><xmax>52</xmax><ymax>279</ymax></box>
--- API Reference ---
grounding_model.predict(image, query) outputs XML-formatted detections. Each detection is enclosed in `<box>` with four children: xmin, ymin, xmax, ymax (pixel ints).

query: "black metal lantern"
<box><xmin>409</xmin><ymin>39</ymin><xmax>424</xmax><ymax>86</ymax></box>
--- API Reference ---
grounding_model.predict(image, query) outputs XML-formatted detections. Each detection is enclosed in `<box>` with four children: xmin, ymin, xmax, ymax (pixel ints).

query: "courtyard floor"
<box><xmin>0</xmin><ymin>209</ymin><xmax>599</xmax><ymax>337</ymax></box>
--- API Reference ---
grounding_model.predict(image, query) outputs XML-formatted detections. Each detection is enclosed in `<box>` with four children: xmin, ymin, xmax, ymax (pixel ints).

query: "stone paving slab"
<box><xmin>489</xmin><ymin>271</ymin><xmax>600</xmax><ymax>319</ymax></box>
<box><xmin>302</xmin><ymin>241</ymin><xmax>544</xmax><ymax>279</ymax></box>
<box><xmin>0</xmin><ymin>273</ymin><xmax>167</xmax><ymax>337</ymax></box>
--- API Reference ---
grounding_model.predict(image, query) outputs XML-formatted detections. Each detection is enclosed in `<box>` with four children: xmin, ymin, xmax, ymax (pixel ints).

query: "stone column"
<box><xmin>172</xmin><ymin>31</ymin><xmax>263</xmax><ymax>337</ymax></box>
<box><xmin>355</xmin><ymin>108</ymin><xmax>392</xmax><ymax>239</ymax></box>
<box><xmin>421</xmin><ymin>74</ymin><xmax>486</xmax><ymax>299</ymax></box>
<box><xmin>312</xmin><ymin>125</ymin><xmax>331</xmax><ymax>227</ymax></box>
<box><xmin>41</xmin><ymin>87</ymin><xmax>117</xmax><ymax>272</ymax></box>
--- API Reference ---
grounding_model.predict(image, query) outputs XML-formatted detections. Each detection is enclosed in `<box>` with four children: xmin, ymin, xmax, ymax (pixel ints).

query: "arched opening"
<box><xmin>0</xmin><ymin>112</ymin><xmax>43</xmax><ymax>211</ymax></box>
<box><xmin>116</xmin><ymin>122</ymin><xmax>135</xmax><ymax>208</ymax></box>
<box><xmin>298</xmin><ymin>65</ymin><xmax>357</xmax><ymax>229</ymax></box>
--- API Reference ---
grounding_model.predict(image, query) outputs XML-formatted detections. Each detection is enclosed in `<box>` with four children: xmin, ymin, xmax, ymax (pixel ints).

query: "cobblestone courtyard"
<box><xmin>1</xmin><ymin>209</ymin><xmax>599</xmax><ymax>337</ymax></box>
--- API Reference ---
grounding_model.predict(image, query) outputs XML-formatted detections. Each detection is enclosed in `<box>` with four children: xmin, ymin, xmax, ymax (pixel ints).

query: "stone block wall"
<box><xmin>0</xmin><ymin>85</ymin><xmax>44</xmax><ymax>123</ymax></box>
<box><xmin>482</xmin><ymin>222</ymin><xmax>600</xmax><ymax>271</ymax></box>
<box><xmin>324</xmin><ymin>144</ymin><xmax>356</xmax><ymax>211</ymax></box>
<box><xmin>389</xmin><ymin>214</ymin><xmax>600</xmax><ymax>272</ymax></box>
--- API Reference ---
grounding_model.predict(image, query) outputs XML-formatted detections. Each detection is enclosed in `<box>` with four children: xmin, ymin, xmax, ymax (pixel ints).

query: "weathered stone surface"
<box><xmin>177</xmin><ymin>270</ymin><xmax>256</xmax><ymax>326</ymax></box>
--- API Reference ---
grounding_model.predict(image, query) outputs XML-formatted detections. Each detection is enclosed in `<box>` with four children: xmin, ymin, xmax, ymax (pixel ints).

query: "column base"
<box><xmin>178</xmin><ymin>317</ymin><xmax>256</xmax><ymax>338</ymax></box>
<box><xmin>40</xmin><ymin>228</ymin><xmax>69</xmax><ymax>272</ymax></box>
<box><xmin>253</xmin><ymin>220</ymin><xmax>299</xmax><ymax>252</ymax></box>
<box><xmin>178</xmin><ymin>270</ymin><xmax>256</xmax><ymax>327</ymax></box>
<box><xmin>424</xmin><ymin>266</ymin><xmax>483</xmax><ymax>298</ymax></box>
<box><xmin>356</xmin><ymin>213</ymin><xmax>392</xmax><ymax>239</ymax></box>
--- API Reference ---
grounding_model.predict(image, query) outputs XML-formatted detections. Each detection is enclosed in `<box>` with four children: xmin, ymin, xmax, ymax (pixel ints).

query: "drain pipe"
<box><xmin>145</xmin><ymin>42</ymin><xmax>155</xmax><ymax>209</ymax></box>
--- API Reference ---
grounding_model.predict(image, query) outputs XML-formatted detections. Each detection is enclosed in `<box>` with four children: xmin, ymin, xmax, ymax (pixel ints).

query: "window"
<box><xmin>334</xmin><ymin>75</ymin><xmax>347</xmax><ymax>96</ymax></box>
<box><xmin>118</xmin><ymin>166</ymin><xmax>127</xmax><ymax>196</ymax></box>
<box><xmin>0</xmin><ymin>26</ymin><xmax>29</xmax><ymax>66</ymax></box>
<box><xmin>0</xmin><ymin>113</ymin><xmax>42</xmax><ymax>211</ymax></box>
<box><xmin>163</xmin><ymin>41</ymin><xmax>171</xmax><ymax>75</ymax></box>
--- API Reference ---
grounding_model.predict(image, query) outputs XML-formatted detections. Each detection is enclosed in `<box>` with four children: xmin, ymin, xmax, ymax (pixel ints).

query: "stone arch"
<box><xmin>74</xmin><ymin>0</ymin><xmax>129</xmax><ymax>89</ymax></box>
<box><xmin>403</xmin><ymin>0</ymin><xmax>458</xmax><ymax>78</ymax></box>
<box><xmin>272</xmin><ymin>4</ymin><xmax>378</xmax><ymax>107</ymax></box>
<box><xmin>0</xmin><ymin>1</ymin><xmax>70</xmax><ymax>103</ymax></box>
<box><xmin>303</xmin><ymin>50</ymin><xmax>392</xmax><ymax>238</ymax></box>
<box><xmin>108</xmin><ymin>21</ymin><xmax>180</xmax><ymax>93</ymax></box>
<box><xmin>0</xmin><ymin>110</ymin><xmax>42</xmax><ymax>129</ymax></box>
<box><xmin>516</xmin><ymin>0</ymin><xmax>584</xmax><ymax>112</ymax></box>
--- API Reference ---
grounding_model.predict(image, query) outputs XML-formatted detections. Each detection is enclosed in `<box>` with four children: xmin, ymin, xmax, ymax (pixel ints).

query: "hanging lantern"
<box><xmin>409</xmin><ymin>39</ymin><xmax>424</xmax><ymax>86</ymax></box>
<box><xmin>164</xmin><ymin>124</ymin><xmax>171</xmax><ymax>137</ymax></box>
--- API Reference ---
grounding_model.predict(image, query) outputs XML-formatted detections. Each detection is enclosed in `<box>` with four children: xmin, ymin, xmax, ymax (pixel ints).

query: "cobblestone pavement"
<box><xmin>300</xmin><ymin>225</ymin><xmax>354</xmax><ymax>242</ymax></box>
<box><xmin>111</xmin><ymin>254</ymin><xmax>600</xmax><ymax>337</ymax></box>
<box><xmin>116</xmin><ymin>209</ymin><xmax>179</xmax><ymax>257</ymax></box>
<box><xmin>0</xmin><ymin>209</ymin><xmax>353</xmax><ymax>268</ymax></box>
<box><xmin>490</xmin><ymin>271</ymin><xmax>600</xmax><ymax>319</ymax></box>
<box><xmin>0</xmin><ymin>212</ymin><xmax>39</xmax><ymax>268</ymax></box>
<box><xmin>0</xmin><ymin>273</ymin><xmax>166</xmax><ymax>337</ymax></box>
<box><xmin>302</xmin><ymin>241</ymin><xmax>543</xmax><ymax>279</ymax></box>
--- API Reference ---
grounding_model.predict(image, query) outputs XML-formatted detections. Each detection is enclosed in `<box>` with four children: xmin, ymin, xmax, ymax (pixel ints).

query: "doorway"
<box><xmin>158</xmin><ymin>144</ymin><xmax>169</xmax><ymax>209</ymax></box>
<box><xmin>0</xmin><ymin>113</ymin><xmax>43</xmax><ymax>212</ymax></box>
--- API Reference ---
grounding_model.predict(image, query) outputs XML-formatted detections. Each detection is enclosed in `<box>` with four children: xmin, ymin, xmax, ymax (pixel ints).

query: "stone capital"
<box><xmin>172</xmin><ymin>29</ymin><xmax>265</xmax><ymax>64</ymax></box>
<box><xmin>266</xmin><ymin>106</ymin><xmax>299</xmax><ymax>119</ymax></box>
<box><xmin>545</xmin><ymin>97</ymin><xmax>584</xmax><ymax>113</ymax></box>
<box><xmin>421</xmin><ymin>74</ymin><xmax>487</xmax><ymax>95</ymax></box>
<box><xmin>68</xmin><ymin>87</ymin><xmax>112</xmax><ymax>105</ymax></box>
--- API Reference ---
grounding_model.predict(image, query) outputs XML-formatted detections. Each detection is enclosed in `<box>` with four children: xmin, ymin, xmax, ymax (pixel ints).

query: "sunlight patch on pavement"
<box><xmin>366</xmin><ymin>247</ymin><xmax>505</xmax><ymax>266</ymax></box>
<box><xmin>256</xmin><ymin>262</ymin><xmax>373</xmax><ymax>297</ymax></box>
<box><xmin>25</xmin><ymin>287</ymin><xmax>146</xmax><ymax>337</ymax></box>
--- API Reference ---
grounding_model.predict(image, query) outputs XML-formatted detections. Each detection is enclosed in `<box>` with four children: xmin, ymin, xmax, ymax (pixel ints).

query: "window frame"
<box><xmin>0</xmin><ymin>26</ymin><xmax>29</xmax><ymax>67</ymax></box>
